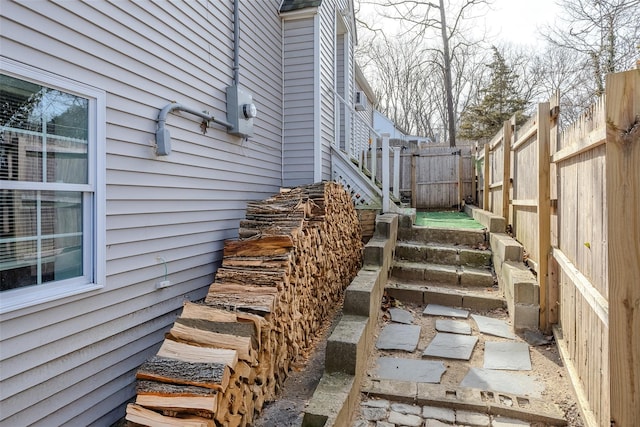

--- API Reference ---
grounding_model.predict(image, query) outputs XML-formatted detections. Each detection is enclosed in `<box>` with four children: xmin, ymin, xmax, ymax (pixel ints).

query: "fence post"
<box><xmin>345</xmin><ymin>94</ymin><xmax>352</xmax><ymax>157</ymax></box>
<box><xmin>472</xmin><ymin>144</ymin><xmax>478</xmax><ymax>204</ymax></box>
<box><xmin>371</xmin><ymin>137</ymin><xmax>377</xmax><ymax>186</ymax></box>
<box><xmin>548</xmin><ymin>91</ymin><xmax>560</xmax><ymax>327</ymax></box>
<box><xmin>502</xmin><ymin>120</ymin><xmax>512</xmax><ymax>225</ymax></box>
<box><xmin>457</xmin><ymin>150</ymin><xmax>463</xmax><ymax>209</ymax></box>
<box><xmin>606</xmin><ymin>69</ymin><xmax>640</xmax><ymax>427</ymax></box>
<box><xmin>393</xmin><ymin>147</ymin><xmax>401</xmax><ymax>201</ymax></box>
<box><xmin>382</xmin><ymin>133</ymin><xmax>390</xmax><ymax>213</ymax></box>
<box><xmin>483</xmin><ymin>143</ymin><xmax>490</xmax><ymax>210</ymax></box>
<box><xmin>537</xmin><ymin>102</ymin><xmax>551</xmax><ymax>332</ymax></box>
<box><xmin>411</xmin><ymin>154</ymin><xmax>417</xmax><ymax>208</ymax></box>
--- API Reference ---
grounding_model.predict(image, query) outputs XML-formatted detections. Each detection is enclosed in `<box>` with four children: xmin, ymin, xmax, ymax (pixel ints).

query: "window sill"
<box><xmin>0</xmin><ymin>281</ymin><xmax>104</xmax><ymax>316</ymax></box>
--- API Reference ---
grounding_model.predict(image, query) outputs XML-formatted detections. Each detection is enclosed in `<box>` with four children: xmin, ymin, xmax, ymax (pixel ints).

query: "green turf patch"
<box><xmin>415</xmin><ymin>211</ymin><xmax>484</xmax><ymax>229</ymax></box>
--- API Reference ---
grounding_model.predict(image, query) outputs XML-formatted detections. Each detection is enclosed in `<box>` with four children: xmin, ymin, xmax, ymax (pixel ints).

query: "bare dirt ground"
<box><xmin>252</xmin><ymin>306</ymin><xmax>343</xmax><ymax>427</ymax></box>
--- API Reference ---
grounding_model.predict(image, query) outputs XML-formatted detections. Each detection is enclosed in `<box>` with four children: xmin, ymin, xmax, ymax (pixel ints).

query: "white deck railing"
<box><xmin>334</xmin><ymin>91</ymin><xmax>400</xmax><ymax>212</ymax></box>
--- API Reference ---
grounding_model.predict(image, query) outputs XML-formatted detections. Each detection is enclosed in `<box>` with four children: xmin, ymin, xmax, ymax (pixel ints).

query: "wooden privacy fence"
<box><xmin>476</xmin><ymin>118</ymin><xmax>512</xmax><ymax>220</ymax></box>
<box><xmin>476</xmin><ymin>69</ymin><xmax>639</xmax><ymax>427</ymax></box>
<box><xmin>410</xmin><ymin>146</ymin><xmax>474</xmax><ymax>209</ymax></box>
<box><xmin>477</xmin><ymin>97</ymin><xmax>557</xmax><ymax>329</ymax></box>
<box><xmin>371</xmin><ymin>145</ymin><xmax>474</xmax><ymax>209</ymax></box>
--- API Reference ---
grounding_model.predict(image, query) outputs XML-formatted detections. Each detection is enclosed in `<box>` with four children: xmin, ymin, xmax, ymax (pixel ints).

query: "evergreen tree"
<box><xmin>458</xmin><ymin>47</ymin><xmax>528</xmax><ymax>141</ymax></box>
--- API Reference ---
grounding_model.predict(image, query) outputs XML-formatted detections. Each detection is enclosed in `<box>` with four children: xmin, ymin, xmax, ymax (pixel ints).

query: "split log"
<box><xmin>157</xmin><ymin>339</ymin><xmax>238</xmax><ymax>369</ymax></box>
<box><xmin>221</xmin><ymin>255</ymin><xmax>291</xmax><ymax>269</ymax></box>
<box><xmin>180</xmin><ymin>301</ymin><xmax>238</xmax><ymax>323</ymax></box>
<box><xmin>214</xmin><ymin>268</ymin><xmax>288</xmax><ymax>288</ymax></box>
<box><xmin>136</xmin><ymin>356</ymin><xmax>230</xmax><ymax>391</ymax></box>
<box><xmin>180</xmin><ymin>301</ymin><xmax>267</xmax><ymax>349</ymax></box>
<box><xmin>168</xmin><ymin>322</ymin><xmax>256</xmax><ymax>365</ymax></box>
<box><xmin>135</xmin><ymin>380</ymin><xmax>218</xmax><ymax>415</ymax></box>
<box><xmin>205</xmin><ymin>283</ymin><xmax>277</xmax><ymax>314</ymax></box>
<box><xmin>175</xmin><ymin>318</ymin><xmax>257</xmax><ymax>349</ymax></box>
<box><xmin>125</xmin><ymin>403</ymin><xmax>215</xmax><ymax>427</ymax></box>
<box><xmin>223</xmin><ymin>235</ymin><xmax>294</xmax><ymax>256</ymax></box>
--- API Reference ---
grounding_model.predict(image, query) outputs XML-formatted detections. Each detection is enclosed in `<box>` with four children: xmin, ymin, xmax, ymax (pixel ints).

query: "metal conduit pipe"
<box><xmin>155</xmin><ymin>0</ymin><xmax>247</xmax><ymax>156</ymax></box>
<box><xmin>156</xmin><ymin>103</ymin><xmax>233</xmax><ymax>156</ymax></box>
<box><xmin>233</xmin><ymin>0</ymin><xmax>240</xmax><ymax>85</ymax></box>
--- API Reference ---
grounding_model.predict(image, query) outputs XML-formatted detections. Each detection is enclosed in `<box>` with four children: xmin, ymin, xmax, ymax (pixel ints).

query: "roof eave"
<box><xmin>279</xmin><ymin>6</ymin><xmax>319</xmax><ymax>20</ymax></box>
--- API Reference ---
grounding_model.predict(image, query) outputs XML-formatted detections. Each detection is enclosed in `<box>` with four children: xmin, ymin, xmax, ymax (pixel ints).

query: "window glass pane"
<box><xmin>1</xmin><ymin>74</ymin><xmax>88</xmax><ymax>184</ymax></box>
<box><xmin>0</xmin><ymin>190</ymin><xmax>83</xmax><ymax>291</ymax></box>
<box><xmin>0</xmin><ymin>132</ymin><xmax>43</xmax><ymax>181</ymax></box>
<box><xmin>0</xmin><ymin>238</ymin><xmax>38</xmax><ymax>290</ymax></box>
<box><xmin>43</xmin><ymin>235</ymin><xmax>83</xmax><ymax>282</ymax></box>
<box><xmin>0</xmin><ymin>74</ymin><xmax>43</xmax><ymax>133</ymax></box>
<box><xmin>47</xmin><ymin>136</ymin><xmax>88</xmax><ymax>184</ymax></box>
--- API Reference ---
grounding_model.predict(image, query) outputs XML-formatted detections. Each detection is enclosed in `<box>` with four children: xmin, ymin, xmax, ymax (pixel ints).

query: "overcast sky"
<box><xmin>486</xmin><ymin>0</ymin><xmax>559</xmax><ymax>45</ymax></box>
<box><xmin>357</xmin><ymin>0</ymin><xmax>560</xmax><ymax>47</ymax></box>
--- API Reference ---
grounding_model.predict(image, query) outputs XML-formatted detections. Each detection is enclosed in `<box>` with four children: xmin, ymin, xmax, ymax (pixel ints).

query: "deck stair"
<box><xmin>387</xmin><ymin>219</ymin><xmax>504</xmax><ymax>310</ymax></box>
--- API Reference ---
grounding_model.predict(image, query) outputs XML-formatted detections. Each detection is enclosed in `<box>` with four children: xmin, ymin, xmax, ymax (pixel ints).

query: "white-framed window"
<box><xmin>0</xmin><ymin>58</ymin><xmax>105</xmax><ymax>313</ymax></box>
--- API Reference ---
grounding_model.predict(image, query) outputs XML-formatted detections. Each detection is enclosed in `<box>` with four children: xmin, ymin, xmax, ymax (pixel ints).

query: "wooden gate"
<box><xmin>410</xmin><ymin>146</ymin><xmax>474</xmax><ymax>209</ymax></box>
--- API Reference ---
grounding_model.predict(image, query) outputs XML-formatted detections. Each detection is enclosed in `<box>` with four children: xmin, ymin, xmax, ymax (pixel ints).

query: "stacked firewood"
<box><xmin>357</xmin><ymin>209</ymin><xmax>378</xmax><ymax>243</ymax></box>
<box><xmin>126</xmin><ymin>182</ymin><xmax>363</xmax><ymax>427</ymax></box>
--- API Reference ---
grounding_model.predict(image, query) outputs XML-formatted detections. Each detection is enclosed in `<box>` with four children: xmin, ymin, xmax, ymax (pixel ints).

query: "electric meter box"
<box><xmin>226</xmin><ymin>85</ymin><xmax>256</xmax><ymax>138</ymax></box>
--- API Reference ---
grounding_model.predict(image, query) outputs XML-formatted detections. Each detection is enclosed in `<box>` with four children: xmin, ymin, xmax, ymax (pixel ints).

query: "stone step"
<box><xmin>391</xmin><ymin>261</ymin><xmax>495</xmax><ymax>288</ymax></box>
<box><xmin>398</xmin><ymin>226</ymin><xmax>487</xmax><ymax>247</ymax></box>
<box><xmin>395</xmin><ymin>242</ymin><xmax>492</xmax><ymax>268</ymax></box>
<box><xmin>385</xmin><ymin>282</ymin><xmax>505</xmax><ymax>311</ymax></box>
<box><xmin>361</xmin><ymin>380</ymin><xmax>566</xmax><ymax>426</ymax></box>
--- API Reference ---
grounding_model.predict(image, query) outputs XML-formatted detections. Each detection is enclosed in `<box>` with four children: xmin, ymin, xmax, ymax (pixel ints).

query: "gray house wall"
<box><xmin>318</xmin><ymin>3</ymin><xmax>337</xmax><ymax>181</ymax></box>
<box><xmin>281</xmin><ymin>0</ymin><xmax>356</xmax><ymax>186</ymax></box>
<box><xmin>282</xmin><ymin>16</ymin><xmax>317</xmax><ymax>187</ymax></box>
<box><xmin>355</xmin><ymin>63</ymin><xmax>376</xmax><ymax>146</ymax></box>
<box><xmin>337</xmin><ymin>33</ymin><xmax>346</xmax><ymax>150</ymax></box>
<box><xmin>0</xmin><ymin>1</ymin><xmax>283</xmax><ymax>425</ymax></box>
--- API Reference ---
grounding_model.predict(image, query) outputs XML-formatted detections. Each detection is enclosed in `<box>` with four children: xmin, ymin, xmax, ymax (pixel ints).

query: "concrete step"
<box><xmin>395</xmin><ymin>242</ymin><xmax>491</xmax><ymax>268</ymax></box>
<box><xmin>398</xmin><ymin>226</ymin><xmax>487</xmax><ymax>247</ymax></box>
<box><xmin>391</xmin><ymin>261</ymin><xmax>495</xmax><ymax>287</ymax></box>
<box><xmin>385</xmin><ymin>282</ymin><xmax>505</xmax><ymax>311</ymax></box>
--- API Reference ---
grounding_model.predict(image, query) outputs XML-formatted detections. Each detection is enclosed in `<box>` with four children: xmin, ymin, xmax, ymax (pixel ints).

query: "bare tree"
<box><xmin>544</xmin><ymin>0</ymin><xmax>640</xmax><ymax>97</ymax></box>
<box><xmin>495</xmin><ymin>44</ymin><xmax>546</xmax><ymax>107</ymax></box>
<box><xmin>361</xmin><ymin>36</ymin><xmax>440</xmax><ymax>137</ymax></box>
<box><xmin>527</xmin><ymin>45</ymin><xmax>595</xmax><ymax>124</ymax></box>
<box><xmin>356</xmin><ymin>0</ymin><xmax>491</xmax><ymax>146</ymax></box>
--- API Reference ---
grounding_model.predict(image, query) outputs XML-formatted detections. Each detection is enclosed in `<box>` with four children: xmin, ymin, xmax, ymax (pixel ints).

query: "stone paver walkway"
<box><xmin>354</xmin><ymin>304</ymin><xmax>549</xmax><ymax>427</ymax></box>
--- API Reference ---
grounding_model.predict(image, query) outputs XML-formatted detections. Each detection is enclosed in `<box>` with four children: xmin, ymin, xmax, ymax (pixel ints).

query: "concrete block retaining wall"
<box><xmin>464</xmin><ymin>205</ymin><xmax>539</xmax><ymax>331</ymax></box>
<box><xmin>464</xmin><ymin>204</ymin><xmax>506</xmax><ymax>233</ymax></box>
<box><xmin>302</xmin><ymin>214</ymin><xmax>398</xmax><ymax>427</ymax></box>
<box><xmin>502</xmin><ymin>261</ymin><xmax>540</xmax><ymax>331</ymax></box>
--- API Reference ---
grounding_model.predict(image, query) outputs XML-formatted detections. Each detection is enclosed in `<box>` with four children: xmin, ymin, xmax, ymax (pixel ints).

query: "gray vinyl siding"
<box><xmin>353</xmin><ymin>70</ymin><xmax>375</xmax><ymax>147</ymax></box>
<box><xmin>282</xmin><ymin>17</ymin><xmax>316</xmax><ymax>187</ymax></box>
<box><xmin>281</xmin><ymin>0</ymin><xmax>357</xmax><ymax>185</ymax></box>
<box><xmin>319</xmin><ymin>0</ymin><xmax>354</xmax><ymax>180</ymax></box>
<box><xmin>0</xmin><ymin>0</ymin><xmax>282</xmax><ymax>425</ymax></box>
<box><xmin>343</xmin><ymin>11</ymin><xmax>355</xmax><ymax>156</ymax></box>
<box><xmin>337</xmin><ymin>33</ymin><xmax>346</xmax><ymax>150</ymax></box>
<box><xmin>354</xmin><ymin>79</ymin><xmax>375</xmax><ymax>145</ymax></box>
<box><xmin>345</xmin><ymin>30</ymin><xmax>355</xmax><ymax>118</ymax></box>
<box><xmin>318</xmin><ymin>2</ymin><xmax>336</xmax><ymax>181</ymax></box>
